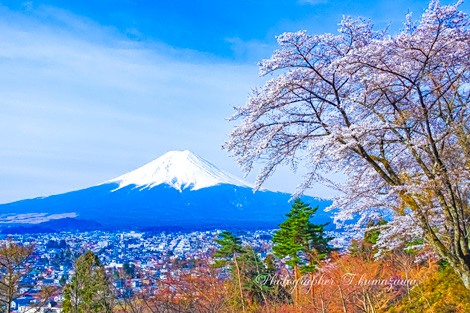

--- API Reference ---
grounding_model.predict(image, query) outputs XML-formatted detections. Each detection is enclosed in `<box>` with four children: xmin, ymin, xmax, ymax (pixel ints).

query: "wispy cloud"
<box><xmin>224</xmin><ymin>37</ymin><xmax>275</xmax><ymax>62</ymax></box>
<box><xmin>298</xmin><ymin>0</ymin><xmax>328</xmax><ymax>5</ymax></box>
<box><xmin>0</xmin><ymin>5</ymin><xmax>260</xmax><ymax>203</ymax></box>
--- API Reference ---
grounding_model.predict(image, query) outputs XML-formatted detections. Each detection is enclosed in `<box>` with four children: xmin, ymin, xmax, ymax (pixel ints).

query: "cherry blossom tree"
<box><xmin>225</xmin><ymin>1</ymin><xmax>470</xmax><ymax>287</ymax></box>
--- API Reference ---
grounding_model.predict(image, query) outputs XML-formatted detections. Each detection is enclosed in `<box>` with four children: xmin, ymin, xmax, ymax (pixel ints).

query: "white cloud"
<box><xmin>0</xmin><ymin>4</ymin><xmax>335</xmax><ymax>203</ymax></box>
<box><xmin>0</xmin><ymin>5</ymin><xmax>263</xmax><ymax>203</ymax></box>
<box><xmin>298</xmin><ymin>0</ymin><xmax>328</xmax><ymax>5</ymax></box>
<box><xmin>224</xmin><ymin>37</ymin><xmax>275</xmax><ymax>62</ymax></box>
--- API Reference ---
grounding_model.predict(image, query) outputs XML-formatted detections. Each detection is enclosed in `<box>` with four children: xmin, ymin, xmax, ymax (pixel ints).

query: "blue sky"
<box><xmin>0</xmin><ymin>0</ymin><xmax>468</xmax><ymax>203</ymax></box>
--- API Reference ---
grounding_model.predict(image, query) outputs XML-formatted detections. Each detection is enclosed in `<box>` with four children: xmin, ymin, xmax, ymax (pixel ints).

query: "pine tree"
<box><xmin>262</xmin><ymin>254</ymin><xmax>292</xmax><ymax>305</ymax></box>
<box><xmin>214</xmin><ymin>231</ymin><xmax>247</xmax><ymax>313</ymax></box>
<box><xmin>122</xmin><ymin>262</ymin><xmax>135</xmax><ymax>278</ymax></box>
<box><xmin>238</xmin><ymin>246</ymin><xmax>269</xmax><ymax>305</ymax></box>
<box><xmin>272</xmin><ymin>199</ymin><xmax>333</xmax><ymax>307</ymax></box>
<box><xmin>63</xmin><ymin>250</ymin><xmax>114</xmax><ymax>313</ymax></box>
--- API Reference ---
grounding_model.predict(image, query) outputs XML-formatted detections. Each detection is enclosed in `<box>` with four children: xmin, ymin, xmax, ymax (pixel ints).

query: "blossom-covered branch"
<box><xmin>225</xmin><ymin>1</ymin><xmax>470</xmax><ymax>288</ymax></box>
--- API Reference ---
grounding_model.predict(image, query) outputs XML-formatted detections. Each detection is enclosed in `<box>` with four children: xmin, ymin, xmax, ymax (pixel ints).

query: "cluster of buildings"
<box><xmin>2</xmin><ymin>228</ymin><xmax>357</xmax><ymax>312</ymax></box>
<box><xmin>1</xmin><ymin>229</ymin><xmax>273</xmax><ymax>312</ymax></box>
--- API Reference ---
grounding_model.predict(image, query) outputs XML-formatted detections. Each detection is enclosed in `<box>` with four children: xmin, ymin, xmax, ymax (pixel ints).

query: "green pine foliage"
<box><xmin>214</xmin><ymin>231</ymin><xmax>288</xmax><ymax>310</ymax></box>
<box><xmin>63</xmin><ymin>250</ymin><xmax>114</xmax><ymax>313</ymax></box>
<box><xmin>261</xmin><ymin>254</ymin><xmax>292</xmax><ymax>304</ymax></box>
<box><xmin>214</xmin><ymin>231</ymin><xmax>244</xmax><ymax>268</ymax></box>
<box><xmin>272</xmin><ymin>199</ymin><xmax>333</xmax><ymax>273</ymax></box>
<box><xmin>122</xmin><ymin>262</ymin><xmax>136</xmax><ymax>278</ymax></box>
<box><xmin>238</xmin><ymin>247</ymin><xmax>272</xmax><ymax>305</ymax></box>
<box><xmin>214</xmin><ymin>231</ymin><xmax>247</xmax><ymax>312</ymax></box>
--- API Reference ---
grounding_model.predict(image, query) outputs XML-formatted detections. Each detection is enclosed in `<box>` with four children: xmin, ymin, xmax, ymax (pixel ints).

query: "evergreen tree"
<box><xmin>272</xmin><ymin>199</ymin><xmax>333</xmax><ymax>306</ymax></box>
<box><xmin>122</xmin><ymin>262</ymin><xmax>135</xmax><ymax>278</ymax></box>
<box><xmin>262</xmin><ymin>254</ymin><xmax>292</xmax><ymax>304</ymax></box>
<box><xmin>63</xmin><ymin>250</ymin><xmax>114</xmax><ymax>313</ymax></box>
<box><xmin>59</xmin><ymin>274</ymin><xmax>68</xmax><ymax>287</ymax></box>
<box><xmin>214</xmin><ymin>231</ymin><xmax>247</xmax><ymax>313</ymax></box>
<box><xmin>238</xmin><ymin>247</ymin><xmax>268</xmax><ymax>305</ymax></box>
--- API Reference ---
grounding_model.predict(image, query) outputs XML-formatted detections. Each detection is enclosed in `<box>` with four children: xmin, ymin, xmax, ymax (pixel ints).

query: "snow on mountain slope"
<box><xmin>106</xmin><ymin>150</ymin><xmax>251</xmax><ymax>191</ymax></box>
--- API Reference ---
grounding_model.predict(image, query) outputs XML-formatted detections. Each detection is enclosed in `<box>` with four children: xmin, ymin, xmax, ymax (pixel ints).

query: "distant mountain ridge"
<box><xmin>0</xmin><ymin>151</ymin><xmax>333</xmax><ymax>232</ymax></box>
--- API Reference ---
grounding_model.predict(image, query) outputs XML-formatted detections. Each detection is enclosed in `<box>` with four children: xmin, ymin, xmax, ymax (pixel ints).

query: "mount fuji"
<box><xmin>107</xmin><ymin>150</ymin><xmax>251</xmax><ymax>192</ymax></box>
<box><xmin>0</xmin><ymin>151</ymin><xmax>332</xmax><ymax>232</ymax></box>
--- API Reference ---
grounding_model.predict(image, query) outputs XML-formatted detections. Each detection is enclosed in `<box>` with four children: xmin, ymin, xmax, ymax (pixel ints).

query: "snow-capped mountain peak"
<box><xmin>107</xmin><ymin>150</ymin><xmax>251</xmax><ymax>191</ymax></box>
